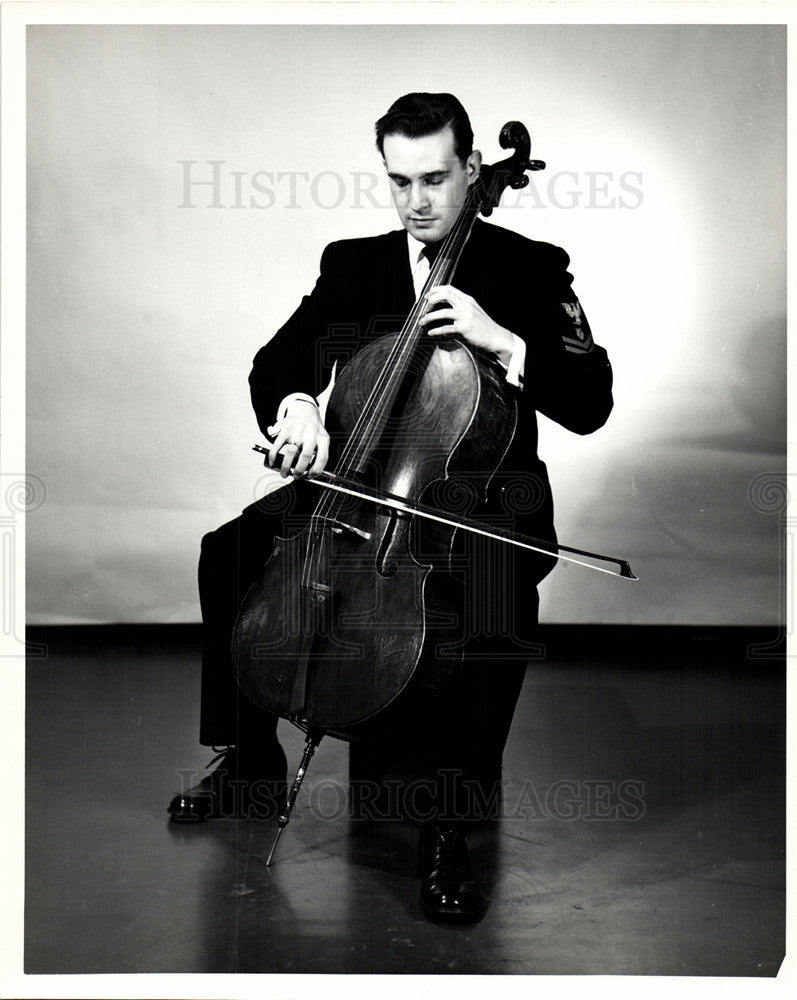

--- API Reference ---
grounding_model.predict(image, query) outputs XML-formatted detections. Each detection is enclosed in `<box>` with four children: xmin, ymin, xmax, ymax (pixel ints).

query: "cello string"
<box><xmin>333</xmin><ymin>185</ymin><xmax>481</xmax><ymax>478</ymax></box>
<box><xmin>332</xmin><ymin>227</ymin><xmax>461</xmax><ymax>471</ymax></box>
<box><xmin>307</xmin><ymin>182</ymin><xmax>482</xmax><ymax>563</ymax></box>
<box><xmin>309</xmin><ymin>185</ymin><xmax>478</xmax><ymax>535</ymax></box>
<box><xmin>305</xmin><ymin>177</ymin><xmax>484</xmax><ymax>575</ymax></box>
<box><xmin>339</xmin><ymin>183</ymin><xmax>478</xmax><ymax>464</ymax></box>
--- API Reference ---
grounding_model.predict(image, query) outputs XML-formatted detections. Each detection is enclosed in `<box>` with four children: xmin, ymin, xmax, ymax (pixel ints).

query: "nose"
<box><xmin>409</xmin><ymin>182</ymin><xmax>430</xmax><ymax>214</ymax></box>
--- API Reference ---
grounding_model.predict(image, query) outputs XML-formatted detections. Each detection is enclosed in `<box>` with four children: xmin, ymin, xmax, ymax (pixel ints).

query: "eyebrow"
<box><xmin>388</xmin><ymin>169</ymin><xmax>450</xmax><ymax>183</ymax></box>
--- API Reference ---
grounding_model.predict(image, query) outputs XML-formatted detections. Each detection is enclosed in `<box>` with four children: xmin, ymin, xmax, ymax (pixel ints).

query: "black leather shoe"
<box><xmin>168</xmin><ymin>746</ymin><xmax>287</xmax><ymax>822</ymax></box>
<box><xmin>418</xmin><ymin>824</ymin><xmax>485</xmax><ymax>922</ymax></box>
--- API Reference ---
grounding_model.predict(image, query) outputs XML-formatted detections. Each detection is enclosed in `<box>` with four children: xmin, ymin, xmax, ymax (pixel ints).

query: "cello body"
<box><xmin>232</xmin><ymin>333</ymin><xmax>517</xmax><ymax>736</ymax></box>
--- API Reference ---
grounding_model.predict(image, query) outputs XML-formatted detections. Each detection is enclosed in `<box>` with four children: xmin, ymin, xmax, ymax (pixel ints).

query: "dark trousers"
<box><xmin>198</xmin><ymin>491</ymin><xmax>536</xmax><ymax>823</ymax></box>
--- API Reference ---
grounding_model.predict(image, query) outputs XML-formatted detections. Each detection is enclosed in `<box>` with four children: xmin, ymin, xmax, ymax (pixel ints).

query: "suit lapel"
<box><xmin>375</xmin><ymin>222</ymin><xmax>498</xmax><ymax>316</ymax></box>
<box><xmin>382</xmin><ymin>229</ymin><xmax>415</xmax><ymax>312</ymax></box>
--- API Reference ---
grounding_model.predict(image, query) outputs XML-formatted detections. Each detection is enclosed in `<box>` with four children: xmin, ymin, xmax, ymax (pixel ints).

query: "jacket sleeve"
<box><xmin>523</xmin><ymin>246</ymin><xmax>613</xmax><ymax>435</ymax></box>
<box><xmin>249</xmin><ymin>242</ymin><xmax>343</xmax><ymax>437</ymax></box>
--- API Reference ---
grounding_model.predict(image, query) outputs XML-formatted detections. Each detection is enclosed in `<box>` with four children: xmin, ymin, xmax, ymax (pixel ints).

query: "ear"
<box><xmin>466</xmin><ymin>149</ymin><xmax>482</xmax><ymax>183</ymax></box>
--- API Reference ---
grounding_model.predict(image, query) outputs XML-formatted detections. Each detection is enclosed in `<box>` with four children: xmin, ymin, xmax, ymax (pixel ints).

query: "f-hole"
<box><xmin>376</xmin><ymin>508</ymin><xmax>400</xmax><ymax>577</ymax></box>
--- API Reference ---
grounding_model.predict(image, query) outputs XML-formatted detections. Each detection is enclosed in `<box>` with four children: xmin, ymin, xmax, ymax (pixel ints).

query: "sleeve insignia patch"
<box><xmin>561</xmin><ymin>300</ymin><xmax>594</xmax><ymax>354</ymax></box>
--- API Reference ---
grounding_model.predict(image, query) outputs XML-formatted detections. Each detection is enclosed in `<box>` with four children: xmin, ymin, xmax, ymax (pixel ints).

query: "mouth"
<box><xmin>410</xmin><ymin>217</ymin><xmax>437</xmax><ymax>224</ymax></box>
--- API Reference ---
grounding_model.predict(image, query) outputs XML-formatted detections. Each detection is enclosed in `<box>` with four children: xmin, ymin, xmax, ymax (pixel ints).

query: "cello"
<box><xmin>232</xmin><ymin>122</ymin><xmax>635</xmax><ymax>863</ymax></box>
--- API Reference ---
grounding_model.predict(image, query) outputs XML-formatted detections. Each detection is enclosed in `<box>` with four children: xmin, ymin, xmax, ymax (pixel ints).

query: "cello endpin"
<box><xmin>266</xmin><ymin>823</ymin><xmax>285</xmax><ymax>866</ymax></box>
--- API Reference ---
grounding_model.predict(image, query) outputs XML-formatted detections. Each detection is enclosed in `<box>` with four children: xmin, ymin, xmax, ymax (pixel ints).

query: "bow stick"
<box><xmin>253</xmin><ymin>445</ymin><xmax>637</xmax><ymax>580</ymax></box>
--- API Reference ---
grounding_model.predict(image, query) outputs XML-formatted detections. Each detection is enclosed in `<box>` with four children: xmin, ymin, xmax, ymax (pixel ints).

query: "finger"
<box><xmin>266</xmin><ymin>430</ymin><xmax>289</xmax><ymax>467</ymax></box>
<box><xmin>279</xmin><ymin>442</ymin><xmax>301</xmax><ymax>478</ymax></box>
<box><xmin>309</xmin><ymin>433</ymin><xmax>330</xmax><ymax>477</ymax></box>
<box><xmin>419</xmin><ymin>308</ymin><xmax>456</xmax><ymax>325</ymax></box>
<box><xmin>423</xmin><ymin>287</ymin><xmax>451</xmax><ymax>305</ymax></box>
<box><xmin>425</xmin><ymin>284</ymin><xmax>463</xmax><ymax>303</ymax></box>
<box><xmin>425</xmin><ymin>324</ymin><xmax>458</xmax><ymax>337</ymax></box>
<box><xmin>293</xmin><ymin>439</ymin><xmax>316</xmax><ymax>476</ymax></box>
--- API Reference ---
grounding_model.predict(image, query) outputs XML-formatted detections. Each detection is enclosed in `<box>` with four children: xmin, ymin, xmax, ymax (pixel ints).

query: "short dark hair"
<box><xmin>375</xmin><ymin>92</ymin><xmax>474</xmax><ymax>163</ymax></box>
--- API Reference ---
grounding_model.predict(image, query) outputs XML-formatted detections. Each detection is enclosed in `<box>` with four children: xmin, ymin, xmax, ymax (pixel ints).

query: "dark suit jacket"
<box><xmin>249</xmin><ymin>220</ymin><xmax>613</xmax><ymax>645</ymax></box>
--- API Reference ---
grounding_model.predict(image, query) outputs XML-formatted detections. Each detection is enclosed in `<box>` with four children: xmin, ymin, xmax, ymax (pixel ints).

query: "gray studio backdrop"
<box><xmin>26</xmin><ymin>24</ymin><xmax>785</xmax><ymax>625</ymax></box>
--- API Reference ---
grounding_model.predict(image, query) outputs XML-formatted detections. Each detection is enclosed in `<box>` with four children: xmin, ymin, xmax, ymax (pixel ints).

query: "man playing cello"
<box><xmin>169</xmin><ymin>92</ymin><xmax>613</xmax><ymax>923</ymax></box>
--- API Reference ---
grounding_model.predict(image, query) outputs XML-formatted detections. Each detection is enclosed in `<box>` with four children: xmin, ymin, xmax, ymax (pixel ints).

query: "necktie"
<box><xmin>422</xmin><ymin>242</ymin><xmax>441</xmax><ymax>264</ymax></box>
<box><xmin>413</xmin><ymin>242</ymin><xmax>441</xmax><ymax>298</ymax></box>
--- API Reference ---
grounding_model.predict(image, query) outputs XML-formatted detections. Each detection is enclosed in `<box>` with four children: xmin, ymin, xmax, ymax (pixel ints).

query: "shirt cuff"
<box><xmin>499</xmin><ymin>333</ymin><xmax>526</xmax><ymax>389</ymax></box>
<box><xmin>267</xmin><ymin>392</ymin><xmax>318</xmax><ymax>437</ymax></box>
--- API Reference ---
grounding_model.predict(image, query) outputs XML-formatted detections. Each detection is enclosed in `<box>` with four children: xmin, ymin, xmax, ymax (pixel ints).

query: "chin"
<box><xmin>408</xmin><ymin>223</ymin><xmax>443</xmax><ymax>243</ymax></box>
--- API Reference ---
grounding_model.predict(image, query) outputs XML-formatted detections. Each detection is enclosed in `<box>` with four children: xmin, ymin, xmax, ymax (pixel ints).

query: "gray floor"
<box><xmin>25</xmin><ymin>625</ymin><xmax>785</xmax><ymax>975</ymax></box>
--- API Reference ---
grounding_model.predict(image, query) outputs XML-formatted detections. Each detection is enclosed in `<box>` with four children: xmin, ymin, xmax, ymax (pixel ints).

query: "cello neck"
<box><xmin>417</xmin><ymin>183</ymin><xmax>482</xmax><ymax>294</ymax></box>
<box><xmin>334</xmin><ymin>183</ymin><xmax>482</xmax><ymax>479</ymax></box>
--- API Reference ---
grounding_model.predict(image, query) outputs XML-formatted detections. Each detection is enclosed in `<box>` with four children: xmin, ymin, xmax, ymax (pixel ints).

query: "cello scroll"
<box><xmin>477</xmin><ymin>120</ymin><xmax>546</xmax><ymax>215</ymax></box>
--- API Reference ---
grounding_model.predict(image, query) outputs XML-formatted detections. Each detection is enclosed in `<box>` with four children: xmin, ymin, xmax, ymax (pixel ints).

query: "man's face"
<box><xmin>382</xmin><ymin>126</ymin><xmax>481</xmax><ymax>244</ymax></box>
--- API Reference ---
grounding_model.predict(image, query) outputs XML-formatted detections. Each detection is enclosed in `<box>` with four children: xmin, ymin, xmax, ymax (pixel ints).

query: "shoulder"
<box><xmin>472</xmin><ymin>220</ymin><xmax>570</xmax><ymax>270</ymax></box>
<box><xmin>319</xmin><ymin>230</ymin><xmax>406</xmax><ymax>269</ymax></box>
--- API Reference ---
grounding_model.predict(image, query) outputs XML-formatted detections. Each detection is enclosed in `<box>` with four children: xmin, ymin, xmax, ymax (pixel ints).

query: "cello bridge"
<box><xmin>324</xmin><ymin>518</ymin><xmax>371</xmax><ymax>541</ymax></box>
